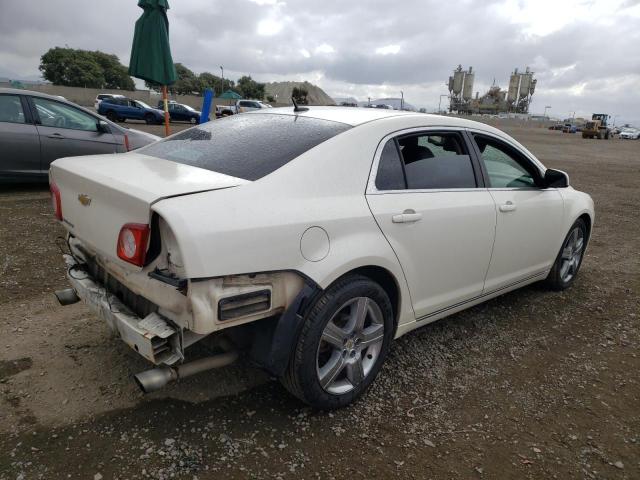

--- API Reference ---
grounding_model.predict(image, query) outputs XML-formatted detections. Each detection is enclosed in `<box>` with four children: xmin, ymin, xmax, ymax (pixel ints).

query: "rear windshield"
<box><xmin>138</xmin><ymin>113</ymin><xmax>351</xmax><ymax>181</ymax></box>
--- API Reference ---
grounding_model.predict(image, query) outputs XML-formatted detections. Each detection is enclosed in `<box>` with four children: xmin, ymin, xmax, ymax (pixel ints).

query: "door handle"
<box><xmin>499</xmin><ymin>201</ymin><xmax>517</xmax><ymax>212</ymax></box>
<box><xmin>392</xmin><ymin>209</ymin><xmax>422</xmax><ymax>223</ymax></box>
<box><xmin>47</xmin><ymin>133</ymin><xmax>65</xmax><ymax>139</ymax></box>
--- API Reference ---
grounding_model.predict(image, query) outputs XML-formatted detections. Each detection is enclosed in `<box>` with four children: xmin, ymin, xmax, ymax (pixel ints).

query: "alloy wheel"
<box><xmin>560</xmin><ymin>226</ymin><xmax>584</xmax><ymax>282</ymax></box>
<box><xmin>316</xmin><ymin>297</ymin><xmax>385</xmax><ymax>395</ymax></box>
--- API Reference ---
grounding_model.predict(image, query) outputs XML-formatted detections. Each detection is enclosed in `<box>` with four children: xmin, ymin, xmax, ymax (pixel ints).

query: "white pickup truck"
<box><xmin>215</xmin><ymin>99</ymin><xmax>272</xmax><ymax>117</ymax></box>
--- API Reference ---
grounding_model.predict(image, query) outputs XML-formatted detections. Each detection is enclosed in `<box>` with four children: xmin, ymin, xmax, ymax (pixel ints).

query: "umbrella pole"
<box><xmin>162</xmin><ymin>85</ymin><xmax>171</xmax><ymax>137</ymax></box>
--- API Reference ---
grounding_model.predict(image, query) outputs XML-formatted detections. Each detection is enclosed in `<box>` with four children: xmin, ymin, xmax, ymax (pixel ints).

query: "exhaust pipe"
<box><xmin>55</xmin><ymin>288</ymin><xmax>80</xmax><ymax>306</ymax></box>
<box><xmin>134</xmin><ymin>350</ymin><xmax>239</xmax><ymax>393</ymax></box>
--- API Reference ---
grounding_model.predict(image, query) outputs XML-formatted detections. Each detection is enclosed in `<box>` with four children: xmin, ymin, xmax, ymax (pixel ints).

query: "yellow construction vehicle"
<box><xmin>582</xmin><ymin>113</ymin><xmax>611</xmax><ymax>139</ymax></box>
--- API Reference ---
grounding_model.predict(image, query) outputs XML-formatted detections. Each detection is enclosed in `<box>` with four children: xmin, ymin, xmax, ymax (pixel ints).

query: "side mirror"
<box><xmin>97</xmin><ymin>120</ymin><xmax>110</xmax><ymax>133</ymax></box>
<box><xmin>543</xmin><ymin>169</ymin><xmax>569</xmax><ymax>188</ymax></box>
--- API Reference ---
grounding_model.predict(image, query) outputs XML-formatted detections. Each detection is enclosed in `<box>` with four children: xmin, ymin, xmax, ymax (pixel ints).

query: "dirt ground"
<box><xmin>0</xmin><ymin>124</ymin><xmax>638</xmax><ymax>479</ymax></box>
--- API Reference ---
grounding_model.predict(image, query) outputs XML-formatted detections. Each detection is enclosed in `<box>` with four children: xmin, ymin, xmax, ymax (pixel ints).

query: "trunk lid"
<box><xmin>50</xmin><ymin>153</ymin><xmax>247</xmax><ymax>264</ymax></box>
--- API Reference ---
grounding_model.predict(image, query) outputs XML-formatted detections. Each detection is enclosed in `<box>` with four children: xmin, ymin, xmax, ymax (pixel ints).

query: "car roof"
<box><xmin>0</xmin><ymin>87</ymin><xmax>71</xmax><ymax>100</ymax></box>
<box><xmin>246</xmin><ymin>105</ymin><xmax>501</xmax><ymax>130</ymax></box>
<box><xmin>0</xmin><ymin>87</ymin><xmax>133</xmax><ymax>133</ymax></box>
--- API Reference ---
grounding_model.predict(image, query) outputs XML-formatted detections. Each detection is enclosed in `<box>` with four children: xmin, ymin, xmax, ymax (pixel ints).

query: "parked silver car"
<box><xmin>0</xmin><ymin>88</ymin><xmax>159</xmax><ymax>183</ymax></box>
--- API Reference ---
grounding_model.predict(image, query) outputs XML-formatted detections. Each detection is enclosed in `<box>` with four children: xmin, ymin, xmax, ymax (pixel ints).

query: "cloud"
<box><xmin>375</xmin><ymin>45</ymin><xmax>400</xmax><ymax>55</ymax></box>
<box><xmin>0</xmin><ymin>0</ymin><xmax>638</xmax><ymax>122</ymax></box>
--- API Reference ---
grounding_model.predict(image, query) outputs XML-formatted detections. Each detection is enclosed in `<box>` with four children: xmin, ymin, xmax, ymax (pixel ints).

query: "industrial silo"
<box><xmin>452</xmin><ymin>66</ymin><xmax>464</xmax><ymax>95</ymax></box>
<box><xmin>463</xmin><ymin>67</ymin><xmax>474</xmax><ymax>101</ymax></box>
<box><xmin>529</xmin><ymin>78</ymin><xmax>537</xmax><ymax>95</ymax></box>
<box><xmin>507</xmin><ymin>69</ymin><xmax>520</xmax><ymax>103</ymax></box>
<box><xmin>519</xmin><ymin>68</ymin><xmax>532</xmax><ymax>99</ymax></box>
<box><xmin>448</xmin><ymin>76</ymin><xmax>454</xmax><ymax>93</ymax></box>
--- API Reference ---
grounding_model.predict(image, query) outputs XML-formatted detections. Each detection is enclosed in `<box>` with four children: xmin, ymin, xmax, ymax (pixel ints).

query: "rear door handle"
<box><xmin>392</xmin><ymin>209</ymin><xmax>422</xmax><ymax>223</ymax></box>
<box><xmin>499</xmin><ymin>201</ymin><xmax>517</xmax><ymax>212</ymax></box>
<box><xmin>47</xmin><ymin>133</ymin><xmax>65</xmax><ymax>139</ymax></box>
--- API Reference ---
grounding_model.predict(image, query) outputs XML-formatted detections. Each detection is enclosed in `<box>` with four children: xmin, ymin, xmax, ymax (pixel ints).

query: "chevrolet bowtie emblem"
<box><xmin>78</xmin><ymin>194</ymin><xmax>92</xmax><ymax>206</ymax></box>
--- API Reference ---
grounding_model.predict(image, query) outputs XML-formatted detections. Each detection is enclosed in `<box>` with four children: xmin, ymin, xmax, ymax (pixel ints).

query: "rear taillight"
<box><xmin>117</xmin><ymin>223</ymin><xmax>150</xmax><ymax>266</ymax></box>
<box><xmin>124</xmin><ymin>134</ymin><xmax>131</xmax><ymax>151</ymax></box>
<box><xmin>50</xmin><ymin>180</ymin><xmax>62</xmax><ymax>221</ymax></box>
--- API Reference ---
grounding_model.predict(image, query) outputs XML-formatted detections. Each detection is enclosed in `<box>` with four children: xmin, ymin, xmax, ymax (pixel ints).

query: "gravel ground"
<box><xmin>0</xmin><ymin>125</ymin><xmax>638</xmax><ymax>479</ymax></box>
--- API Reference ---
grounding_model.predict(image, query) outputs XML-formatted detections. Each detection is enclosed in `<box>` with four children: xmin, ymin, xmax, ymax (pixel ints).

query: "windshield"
<box><xmin>183</xmin><ymin>104</ymin><xmax>196</xmax><ymax>111</ymax></box>
<box><xmin>138</xmin><ymin>113</ymin><xmax>351</xmax><ymax>181</ymax></box>
<box><xmin>136</xmin><ymin>100</ymin><xmax>151</xmax><ymax>109</ymax></box>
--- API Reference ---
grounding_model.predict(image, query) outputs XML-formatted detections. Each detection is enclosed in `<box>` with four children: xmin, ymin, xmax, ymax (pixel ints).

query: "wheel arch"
<box><xmin>577</xmin><ymin>212</ymin><xmax>592</xmax><ymax>237</ymax></box>
<box><xmin>339</xmin><ymin>265</ymin><xmax>401</xmax><ymax>330</ymax></box>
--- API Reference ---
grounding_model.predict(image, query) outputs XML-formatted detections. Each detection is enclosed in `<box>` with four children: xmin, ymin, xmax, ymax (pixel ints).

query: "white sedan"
<box><xmin>619</xmin><ymin>128</ymin><xmax>640</xmax><ymax>139</ymax></box>
<box><xmin>50</xmin><ymin>107</ymin><xmax>594</xmax><ymax>409</ymax></box>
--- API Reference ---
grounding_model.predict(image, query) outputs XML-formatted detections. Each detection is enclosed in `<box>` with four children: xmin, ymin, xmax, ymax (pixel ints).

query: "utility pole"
<box><xmin>400</xmin><ymin>91</ymin><xmax>404</xmax><ymax>110</ymax></box>
<box><xmin>219</xmin><ymin>65</ymin><xmax>224</xmax><ymax>97</ymax></box>
<box><xmin>439</xmin><ymin>94</ymin><xmax>449</xmax><ymax>114</ymax></box>
<box><xmin>368</xmin><ymin>97</ymin><xmax>371</xmax><ymax>106</ymax></box>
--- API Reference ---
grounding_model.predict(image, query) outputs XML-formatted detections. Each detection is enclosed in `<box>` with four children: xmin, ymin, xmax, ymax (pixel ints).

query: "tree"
<box><xmin>39</xmin><ymin>47</ymin><xmax>134</xmax><ymax>90</ymax></box>
<box><xmin>236</xmin><ymin>75</ymin><xmax>265</xmax><ymax>100</ymax></box>
<box><xmin>292</xmin><ymin>86</ymin><xmax>309</xmax><ymax>105</ymax></box>
<box><xmin>145</xmin><ymin>63</ymin><xmax>198</xmax><ymax>94</ymax></box>
<box><xmin>40</xmin><ymin>48</ymin><xmax>104</xmax><ymax>88</ymax></box>
<box><xmin>198</xmin><ymin>72</ymin><xmax>235</xmax><ymax>96</ymax></box>
<box><xmin>91</xmin><ymin>51</ymin><xmax>135</xmax><ymax>90</ymax></box>
<box><xmin>266</xmin><ymin>95</ymin><xmax>275</xmax><ymax>103</ymax></box>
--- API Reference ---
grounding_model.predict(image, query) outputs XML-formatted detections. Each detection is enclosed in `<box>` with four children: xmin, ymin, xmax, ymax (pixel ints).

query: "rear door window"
<box><xmin>375</xmin><ymin>139</ymin><xmax>406</xmax><ymax>190</ymax></box>
<box><xmin>33</xmin><ymin>98</ymin><xmax>98</xmax><ymax>132</ymax></box>
<box><xmin>0</xmin><ymin>95</ymin><xmax>26</xmax><ymax>124</ymax></box>
<box><xmin>138</xmin><ymin>113</ymin><xmax>351</xmax><ymax>181</ymax></box>
<box><xmin>398</xmin><ymin>132</ymin><xmax>476</xmax><ymax>189</ymax></box>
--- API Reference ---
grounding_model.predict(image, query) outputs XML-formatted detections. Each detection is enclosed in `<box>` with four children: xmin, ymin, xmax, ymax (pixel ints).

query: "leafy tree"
<box><xmin>40</xmin><ymin>47</ymin><xmax>104</xmax><ymax>88</ymax></box>
<box><xmin>146</xmin><ymin>63</ymin><xmax>198</xmax><ymax>94</ymax></box>
<box><xmin>266</xmin><ymin>95</ymin><xmax>275</xmax><ymax>103</ymax></box>
<box><xmin>39</xmin><ymin>47</ymin><xmax>134</xmax><ymax>90</ymax></box>
<box><xmin>91</xmin><ymin>51</ymin><xmax>135</xmax><ymax>90</ymax></box>
<box><xmin>292</xmin><ymin>86</ymin><xmax>309</xmax><ymax>105</ymax></box>
<box><xmin>236</xmin><ymin>75</ymin><xmax>265</xmax><ymax>100</ymax></box>
<box><xmin>198</xmin><ymin>72</ymin><xmax>235</xmax><ymax>96</ymax></box>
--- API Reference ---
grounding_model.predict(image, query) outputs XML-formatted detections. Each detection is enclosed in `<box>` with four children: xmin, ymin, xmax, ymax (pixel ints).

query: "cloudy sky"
<box><xmin>1</xmin><ymin>0</ymin><xmax>639</xmax><ymax>123</ymax></box>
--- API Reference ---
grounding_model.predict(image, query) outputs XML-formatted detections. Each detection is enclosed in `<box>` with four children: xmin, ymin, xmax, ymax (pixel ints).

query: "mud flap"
<box><xmin>249</xmin><ymin>280</ymin><xmax>321</xmax><ymax>377</ymax></box>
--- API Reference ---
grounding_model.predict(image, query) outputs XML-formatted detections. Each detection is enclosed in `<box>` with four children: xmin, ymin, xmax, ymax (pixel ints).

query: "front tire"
<box><xmin>545</xmin><ymin>218</ymin><xmax>587</xmax><ymax>290</ymax></box>
<box><xmin>145</xmin><ymin>113</ymin><xmax>156</xmax><ymax>125</ymax></box>
<box><xmin>281</xmin><ymin>274</ymin><xmax>394</xmax><ymax>409</ymax></box>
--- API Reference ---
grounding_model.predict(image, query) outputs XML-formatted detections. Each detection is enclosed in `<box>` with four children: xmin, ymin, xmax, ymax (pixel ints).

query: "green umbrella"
<box><xmin>219</xmin><ymin>90</ymin><xmax>242</xmax><ymax>100</ymax></box>
<box><xmin>129</xmin><ymin>0</ymin><xmax>177</xmax><ymax>136</ymax></box>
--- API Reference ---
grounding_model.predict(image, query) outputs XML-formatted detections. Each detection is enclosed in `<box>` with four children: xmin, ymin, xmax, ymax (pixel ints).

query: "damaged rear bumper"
<box><xmin>63</xmin><ymin>254</ymin><xmax>185</xmax><ymax>365</ymax></box>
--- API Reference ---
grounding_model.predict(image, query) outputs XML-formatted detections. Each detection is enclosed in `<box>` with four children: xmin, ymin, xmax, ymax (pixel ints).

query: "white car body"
<box><xmin>236</xmin><ymin>99</ymin><xmax>272</xmax><ymax>112</ymax></box>
<box><xmin>94</xmin><ymin>93</ymin><xmax>126</xmax><ymax>111</ymax></box>
<box><xmin>619</xmin><ymin>128</ymin><xmax>640</xmax><ymax>139</ymax></box>
<box><xmin>50</xmin><ymin>107</ymin><xmax>594</xmax><ymax>403</ymax></box>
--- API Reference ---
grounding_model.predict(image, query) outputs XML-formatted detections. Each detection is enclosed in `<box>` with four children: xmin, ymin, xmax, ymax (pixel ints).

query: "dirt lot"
<box><xmin>0</xmin><ymin>125</ymin><xmax>638</xmax><ymax>479</ymax></box>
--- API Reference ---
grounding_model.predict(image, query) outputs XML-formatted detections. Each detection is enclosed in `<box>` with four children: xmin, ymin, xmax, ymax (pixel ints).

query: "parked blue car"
<box><xmin>98</xmin><ymin>97</ymin><xmax>165</xmax><ymax>124</ymax></box>
<box><xmin>156</xmin><ymin>101</ymin><xmax>201</xmax><ymax>124</ymax></box>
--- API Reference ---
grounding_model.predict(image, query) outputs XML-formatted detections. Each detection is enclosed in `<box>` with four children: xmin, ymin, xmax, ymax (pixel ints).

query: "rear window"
<box><xmin>138</xmin><ymin>113</ymin><xmax>351</xmax><ymax>181</ymax></box>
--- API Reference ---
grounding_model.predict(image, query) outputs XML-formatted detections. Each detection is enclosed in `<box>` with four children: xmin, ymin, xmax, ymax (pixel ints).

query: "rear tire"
<box><xmin>545</xmin><ymin>218</ymin><xmax>587</xmax><ymax>291</ymax></box>
<box><xmin>280</xmin><ymin>274</ymin><xmax>394</xmax><ymax>409</ymax></box>
<box><xmin>106</xmin><ymin>110</ymin><xmax>117</xmax><ymax>122</ymax></box>
<box><xmin>145</xmin><ymin>114</ymin><xmax>156</xmax><ymax>125</ymax></box>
